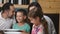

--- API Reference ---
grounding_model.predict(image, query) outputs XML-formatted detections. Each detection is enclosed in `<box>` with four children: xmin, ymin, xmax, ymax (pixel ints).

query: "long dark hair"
<box><xmin>28</xmin><ymin>2</ymin><xmax>48</xmax><ymax>34</ymax></box>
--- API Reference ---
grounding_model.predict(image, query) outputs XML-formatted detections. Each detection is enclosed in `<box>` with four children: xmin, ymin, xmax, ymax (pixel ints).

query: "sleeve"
<box><xmin>12</xmin><ymin>24</ymin><xmax>15</xmax><ymax>29</ymax></box>
<box><xmin>50</xmin><ymin>19</ymin><xmax>56</xmax><ymax>34</ymax></box>
<box><xmin>26</xmin><ymin>24</ymin><xmax>31</xmax><ymax>33</ymax></box>
<box><xmin>12</xmin><ymin>19</ymin><xmax>16</xmax><ymax>25</ymax></box>
<box><xmin>44</xmin><ymin>15</ymin><xmax>56</xmax><ymax>34</ymax></box>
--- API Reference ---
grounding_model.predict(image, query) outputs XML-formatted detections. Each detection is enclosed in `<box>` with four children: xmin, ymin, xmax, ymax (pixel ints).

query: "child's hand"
<box><xmin>18</xmin><ymin>30</ymin><xmax>26</xmax><ymax>32</ymax></box>
<box><xmin>21</xmin><ymin>30</ymin><xmax>26</xmax><ymax>32</ymax></box>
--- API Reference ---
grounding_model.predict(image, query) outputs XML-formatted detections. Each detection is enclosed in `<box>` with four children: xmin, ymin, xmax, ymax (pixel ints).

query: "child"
<box><xmin>28</xmin><ymin>9</ymin><xmax>46</xmax><ymax>34</ymax></box>
<box><xmin>13</xmin><ymin>9</ymin><xmax>30</xmax><ymax>34</ymax></box>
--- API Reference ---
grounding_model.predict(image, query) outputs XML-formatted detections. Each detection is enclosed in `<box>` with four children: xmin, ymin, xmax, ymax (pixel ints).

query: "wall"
<box><xmin>59</xmin><ymin>14</ymin><xmax>60</xmax><ymax>34</ymax></box>
<box><xmin>37</xmin><ymin>0</ymin><xmax>60</xmax><ymax>14</ymax></box>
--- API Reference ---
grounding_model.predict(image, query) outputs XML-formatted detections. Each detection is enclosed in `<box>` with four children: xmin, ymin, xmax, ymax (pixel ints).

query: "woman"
<box><xmin>28</xmin><ymin>2</ymin><xmax>56</xmax><ymax>34</ymax></box>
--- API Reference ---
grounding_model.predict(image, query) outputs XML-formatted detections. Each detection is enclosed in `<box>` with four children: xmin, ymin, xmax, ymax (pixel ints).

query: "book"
<box><xmin>32</xmin><ymin>0</ymin><xmax>37</xmax><ymax>2</ymax></box>
<box><xmin>11</xmin><ymin>0</ymin><xmax>13</xmax><ymax>3</ymax></box>
<box><xmin>13</xmin><ymin>0</ymin><xmax>18</xmax><ymax>4</ymax></box>
<box><xmin>25</xmin><ymin>0</ymin><xmax>30</xmax><ymax>5</ymax></box>
<box><xmin>18</xmin><ymin>0</ymin><xmax>22</xmax><ymax>5</ymax></box>
<box><xmin>6</xmin><ymin>0</ymin><xmax>10</xmax><ymax>3</ymax></box>
<box><xmin>22</xmin><ymin>0</ymin><xmax>30</xmax><ymax>5</ymax></box>
<box><xmin>22</xmin><ymin>0</ymin><xmax>25</xmax><ymax>5</ymax></box>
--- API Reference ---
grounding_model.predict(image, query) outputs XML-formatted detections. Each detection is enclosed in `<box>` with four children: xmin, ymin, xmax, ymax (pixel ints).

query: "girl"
<box><xmin>13</xmin><ymin>9</ymin><xmax>30</xmax><ymax>34</ymax></box>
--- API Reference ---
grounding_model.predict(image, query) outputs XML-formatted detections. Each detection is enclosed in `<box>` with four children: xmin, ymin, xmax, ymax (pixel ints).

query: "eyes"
<box><xmin>16</xmin><ymin>16</ymin><xmax>22</xmax><ymax>17</ymax></box>
<box><xmin>28</xmin><ymin>17</ymin><xmax>35</xmax><ymax>22</ymax></box>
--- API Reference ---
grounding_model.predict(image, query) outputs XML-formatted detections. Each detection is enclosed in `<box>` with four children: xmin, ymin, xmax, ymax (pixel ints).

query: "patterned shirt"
<box><xmin>31</xmin><ymin>24</ymin><xmax>44</xmax><ymax>34</ymax></box>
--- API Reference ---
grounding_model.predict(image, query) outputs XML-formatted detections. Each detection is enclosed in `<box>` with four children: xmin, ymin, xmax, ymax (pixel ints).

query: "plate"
<box><xmin>4</xmin><ymin>29</ymin><xmax>20</xmax><ymax>32</ymax></box>
<box><xmin>4</xmin><ymin>32</ymin><xmax>21</xmax><ymax>34</ymax></box>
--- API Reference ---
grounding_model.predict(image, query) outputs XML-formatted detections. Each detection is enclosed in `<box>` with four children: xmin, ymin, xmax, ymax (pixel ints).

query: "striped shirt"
<box><xmin>0</xmin><ymin>12</ymin><xmax>15</xmax><ymax>30</ymax></box>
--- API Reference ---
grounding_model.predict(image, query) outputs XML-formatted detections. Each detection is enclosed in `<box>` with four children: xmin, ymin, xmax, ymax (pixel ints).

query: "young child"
<box><xmin>28</xmin><ymin>9</ymin><xmax>45</xmax><ymax>34</ymax></box>
<box><xmin>13</xmin><ymin>9</ymin><xmax>30</xmax><ymax>33</ymax></box>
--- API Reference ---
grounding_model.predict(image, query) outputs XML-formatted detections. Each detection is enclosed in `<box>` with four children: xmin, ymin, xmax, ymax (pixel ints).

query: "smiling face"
<box><xmin>16</xmin><ymin>12</ymin><xmax>26</xmax><ymax>23</ymax></box>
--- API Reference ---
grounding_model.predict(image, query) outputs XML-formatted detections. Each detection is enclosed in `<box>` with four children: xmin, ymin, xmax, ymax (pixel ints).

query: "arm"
<box><xmin>44</xmin><ymin>15</ymin><xmax>56</xmax><ymax>34</ymax></box>
<box><xmin>50</xmin><ymin>19</ymin><xmax>56</xmax><ymax>34</ymax></box>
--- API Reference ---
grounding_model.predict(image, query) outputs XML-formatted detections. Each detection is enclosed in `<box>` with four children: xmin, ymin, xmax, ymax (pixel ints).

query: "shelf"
<box><xmin>0</xmin><ymin>4</ymin><xmax>59</xmax><ymax>14</ymax></box>
<box><xmin>0</xmin><ymin>4</ymin><xmax>28</xmax><ymax>8</ymax></box>
<box><xmin>14</xmin><ymin>4</ymin><xmax>28</xmax><ymax>8</ymax></box>
<box><xmin>43</xmin><ymin>11</ymin><xmax>58</xmax><ymax>14</ymax></box>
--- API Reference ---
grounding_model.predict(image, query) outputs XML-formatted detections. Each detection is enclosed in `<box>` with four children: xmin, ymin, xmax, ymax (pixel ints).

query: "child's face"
<box><xmin>16</xmin><ymin>12</ymin><xmax>26</xmax><ymax>23</ymax></box>
<box><xmin>28</xmin><ymin>17</ymin><xmax>40</xmax><ymax>25</ymax></box>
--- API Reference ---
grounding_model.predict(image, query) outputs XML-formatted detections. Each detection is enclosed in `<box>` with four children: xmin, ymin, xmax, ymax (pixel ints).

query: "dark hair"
<box><xmin>2</xmin><ymin>2</ymin><xmax>13</xmax><ymax>13</ymax></box>
<box><xmin>28</xmin><ymin>2</ymin><xmax>48</xmax><ymax>34</ymax></box>
<box><xmin>28</xmin><ymin>9</ymin><xmax>42</xmax><ymax>19</ymax></box>
<box><xmin>28</xmin><ymin>2</ymin><xmax>42</xmax><ymax>11</ymax></box>
<box><xmin>28</xmin><ymin>2</ymin><xmax>43</xmax><ymax>19</ymax></box>
<box><xmin>15</xmin><ymin>9</ymin><xmax>27</xmax><ymax>16</ymax></box>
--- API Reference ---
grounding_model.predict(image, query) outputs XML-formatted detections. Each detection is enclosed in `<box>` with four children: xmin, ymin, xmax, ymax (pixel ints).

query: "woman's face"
<box><xmin>16</xmin><ymin>12</ymin><xmax>26</xmax><ymax>23</ymax></box>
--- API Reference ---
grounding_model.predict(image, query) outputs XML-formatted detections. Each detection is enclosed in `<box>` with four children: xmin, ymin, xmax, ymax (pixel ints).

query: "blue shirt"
<box><xmin>13</xmin><ymin>23</ymin><xmax>30</xmax><ymax>33</ymax></box>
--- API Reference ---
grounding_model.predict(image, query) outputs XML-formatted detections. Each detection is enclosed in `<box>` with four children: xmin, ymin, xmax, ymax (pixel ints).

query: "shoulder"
<box><xmin>43</xmin><ymin>15</ymin><xmax>54</xmax><ymax>27</ymax></box>
<box><xmin>13</xmin><ymin>23</ymin><xmax>18</xmax><ymax>26</ymax></box>
<box><xmin>25</xmin><ymin>23</ymin><xmax>30</xmax><ymax>26</ymax></box>
<box><xmin>43</xmin><ymin>15</ymin><xmax>51</xmax><ymax>20</ymax></box>
<box><xmin>24</xmin><ymin>23</ymin><xmax>30</xmax><ymax>28</ymax></box>
<box><xmin>43</xmin><ymin>15</ymin><xmax>53</xmax><ymax>22</ymax></box>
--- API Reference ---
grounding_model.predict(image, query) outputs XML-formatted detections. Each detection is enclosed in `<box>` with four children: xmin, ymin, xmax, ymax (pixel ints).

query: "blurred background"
<box><xmin>0</xmin><ymin>0</ymin><xmax>59</xmax><ymax>34</ymax></box>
